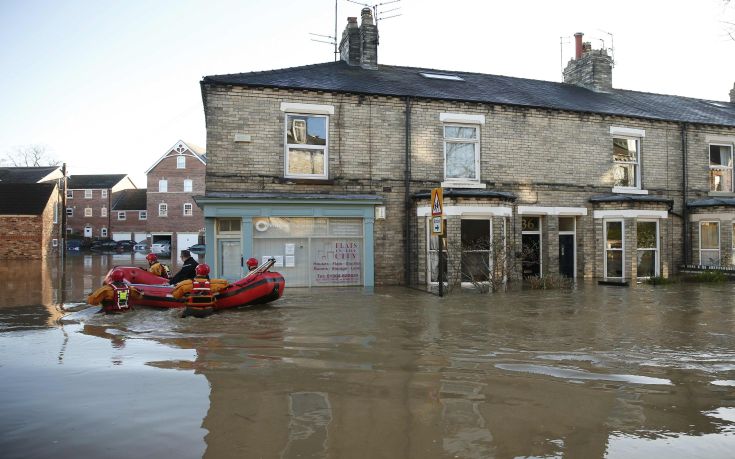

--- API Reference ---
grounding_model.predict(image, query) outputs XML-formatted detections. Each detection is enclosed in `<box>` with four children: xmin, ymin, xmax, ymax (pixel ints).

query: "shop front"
<box><xmin>195</xmin><ymin>193</ymin><xmax>382</xmax><ymax>287</ymax></box>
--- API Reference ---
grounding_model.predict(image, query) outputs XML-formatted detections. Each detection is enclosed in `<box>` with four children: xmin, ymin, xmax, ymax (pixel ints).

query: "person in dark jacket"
<box><xmin>169</xmin><ymin>250</ymin><xmax>199</xmax><ymax>284</ymax></box>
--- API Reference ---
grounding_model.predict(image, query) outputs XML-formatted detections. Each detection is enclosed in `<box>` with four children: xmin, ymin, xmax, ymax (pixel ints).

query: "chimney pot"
<box><xmin>574</xmin><ymin>32</ymin><xmax>583</xmax><ymax>60</ymax></box>
<box><xmin>730</xmin><ymin>83</ymin><xmax>735</xmax><ymax>103</ymax></box>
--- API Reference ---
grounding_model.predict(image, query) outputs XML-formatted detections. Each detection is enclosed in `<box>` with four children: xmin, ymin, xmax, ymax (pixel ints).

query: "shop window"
<box><xmin>444</xmin><ymin>124</ymin><xmax>479</xmax><ymax>182</ymax></box>
<box><xmin>183</xmin><ymin>179</ymin><xmax>192</xmax><ymax>192</ymax></box>
<box><xmin>700</xmin><ymin>221</ymin><xmax>720</xmax><ymax>266</ymax></box>
<box><xmin>636</xmin><ymin>220</ymin><xmax>658</xmax><ymax>278</ymax></box>
<box><xmin>709</xmin><ymin>144</ymin><xmax>733</xmax><ymax>192</ymax></box>
<box><xmin>183</xmin><ymin>203</ymin><xmax>193</xmax><ymax>216</ymax></box>
<box><xmin>285</xmin><ymin>114</ymin><xmax>328</xmax><ymax>178</ymax></box>
<box><xmin>605</xmin><ymin>220</ymin><xmax>624</xmax><ymax>278</ymax></box>
<box><xmin>177</xmin><ymin>155</ymin><xmax>186</xmax><ymax>169</ymax></box>
<box><xmin>613</xmin><ymin>137</ymin><xmax>640</xmax><ymax>189</ymax></box>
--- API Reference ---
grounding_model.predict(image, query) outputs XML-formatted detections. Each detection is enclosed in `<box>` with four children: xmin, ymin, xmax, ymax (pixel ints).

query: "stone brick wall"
<box><xmin>0</xmin><ymin>215</ymin><xmax>43</xmax><ymax>259</ymax></box>
<box><xmin>202</xmin><ymin>84</ymin><xmax>735</xmax><ymax>284</ymax></box>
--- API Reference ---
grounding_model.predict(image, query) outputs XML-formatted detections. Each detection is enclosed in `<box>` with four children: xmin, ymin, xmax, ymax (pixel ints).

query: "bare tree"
<box><xmin>724</xmin><ymin>0</ymin><xmax>735</xmax><ymax>41</ymax></box>
<box><xmin>1</xmin><ymin>145</ymin><xmax>60</xmax><ymax>167</ymax></box>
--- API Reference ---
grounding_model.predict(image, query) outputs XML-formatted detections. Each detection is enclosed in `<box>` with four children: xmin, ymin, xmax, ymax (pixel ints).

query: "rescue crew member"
<box><xmin>146</xmin><ymin>253</ymin><xmax>169</xmax><ymax>279</ymax></box>
<box><xmin>169</xmin><ymin>249</ymin><xmax>199</xmax><ymax>284</ymax></box>
<box><xmin>87</xmin><ymin>269</ymin><xmax>141</xmax><ymax>313</ymax></box>
<box><xmin>246</xmin><ymin>257</ymin><xmax>259</xmax><ymax>272</ymax></box>
<box><xmin>171</xmin><ymin>264</ymin><xmax>228</xmax><ymax>299</ymax></box>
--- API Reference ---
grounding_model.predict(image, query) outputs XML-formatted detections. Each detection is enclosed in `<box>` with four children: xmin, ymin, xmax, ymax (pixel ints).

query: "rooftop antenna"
<box><xmin>559</xmin><ymin>35</ymin><xmax>571</xmax><ymax>81</ymax></box>
<box><xmin>309</xmin><ymin>0</ymin><xmax>339</xmax><ymax>61</ymax></box>
<box><xmin>599</xmin><ymin>29</ymin><xmax>615</xmax><ymax>67</ymax></box>
<box><xmin>345</xmin><ymin>0</ymin><xmax>403</xmax><ymax>26</ymax></box>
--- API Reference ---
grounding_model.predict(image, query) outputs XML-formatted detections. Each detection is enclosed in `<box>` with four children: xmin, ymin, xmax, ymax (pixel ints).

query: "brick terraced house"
<box><xmin>66</xmin><ymin>174</ymin><xmax>136</xmax><ymax>239</ymax></box>
<box><xmin>0</xmin><ymin>183</ymin><xmax>62</xmax><ymax>259</ymax></box>
<box><xmin>110</xmin><ymin>188</ymin><xmax>148</xmax><ymax>243</ymax></box>
<box><xmin>145</xmin><ymin>140</ymin><xmax>206</xmax><ymax>253</ymax></box>
<box><xmin>195</xmin><ymin>9</ymin><xmax>735</xmax><ymax>286</ymax></box>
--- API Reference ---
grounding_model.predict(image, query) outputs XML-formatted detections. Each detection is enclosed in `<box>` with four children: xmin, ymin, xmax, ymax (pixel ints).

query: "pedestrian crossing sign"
<box><xmin>431</xmin><ymin>188</ymin><xmax>443</xmax><ymax>216</ymax></box>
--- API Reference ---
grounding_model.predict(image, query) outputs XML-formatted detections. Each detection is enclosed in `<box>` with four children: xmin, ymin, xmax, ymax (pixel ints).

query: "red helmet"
<box><xmin>246</xmin><ymin>257</ymin><xmax>258</xmax><ymax>269</ymax></box>
<box><xmin>110</xmin><ymin>269</ymin><xmax>125</xmax><ymax>283</ymax></box>
<box><xmin>146</xmin><ymin>253</ymin><xmax>158</xmax><ymax>263</ymax></box>
<box><xmin>195</xmin><ymin>263</ymin><xmax>210</xmax><ymax>276</ymax></box>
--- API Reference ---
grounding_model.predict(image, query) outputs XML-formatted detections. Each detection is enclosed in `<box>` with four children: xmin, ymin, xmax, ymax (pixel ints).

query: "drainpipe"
<box><xmin>404</xmin><ymin>96</ymin><xmax>412</xmax><ymax>286</ymax></box>
<box><xmin>681</xmin><ymin>123</ymin><xmax>689</xmax><ymax>265</ymax></box>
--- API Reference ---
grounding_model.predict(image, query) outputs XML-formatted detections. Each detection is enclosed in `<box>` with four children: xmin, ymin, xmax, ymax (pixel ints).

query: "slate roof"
<box><xmin>112</xmin><ymin>189</ymin><xmax>147</xmax><ymax>210</ymax></box>
<box><xmin>0</xmin><ymin>183</ymin><xmax>56</xmax><ymax>215</ymax></box>
<box><xmin>412</xmin><ymin>189</ymin><xmax>517</xmax><ymax>201</ymax></box>
<box><xmin>688</xmin><ymin>197</ymin><xmax>735</xmax><ymax>207</ymax></box>
<box><xmin>203</xmin><ymin>61</ymin><xmax>735</xmax><ymax>128</ymax></box>
<box><xmin>589</xmin><ymin>194</ymin><xmax>674</xmax><ymax>204</ymax></box>
<box><xmin>68</xmin><ymin>174</ymin><xmax>128</xmax><ymax>189</ymax></box>
<box><xmin>0</xmin><ymin>166</ymin><xmax>59</xmax><ymax>184</ymax></box>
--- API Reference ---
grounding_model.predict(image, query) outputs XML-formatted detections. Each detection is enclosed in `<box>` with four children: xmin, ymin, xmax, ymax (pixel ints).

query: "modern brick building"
<box><xmin>145</xmin><ymin>140</ymin><xmax>206</xmax><ymax>253</ymax></box>
<box><xmin>0</xmin><ymin>182</ymin><xmax>61</xmax><ymax>259</ymax></box>
<box><xmin>66</xmin><ymin>174</ymin><xmax>136</xmax><ymax>239</ymax></box>
<box><xmin>110</xmin><ymin>188</ymin><xmax>148</xmax><ymax>242</ymax></box>
<box><xmin>195</xmin><ymin>9</ymin><xmax>735</xmax><ymax>286</ymax></box>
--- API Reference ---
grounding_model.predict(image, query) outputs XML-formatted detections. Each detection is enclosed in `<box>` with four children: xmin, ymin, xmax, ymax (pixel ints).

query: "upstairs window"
<box><xmin>101</xmin><ymin>228</ymin><xmax>108</xmax><ymax>237</ymax></box>
<box><xmin>285</xmin><ymin>114</ymin><xmax>328</xmax><ymax>178</ymax></box>
<box><xmin>444</xmin><ymin>124</ymin><xmax>480</xmax><ymax>182</ymax></box>
<box><xmin>101</xmin><ymin>207</ymin><xmax>107</xmax><ymax>217</ymax></box>
<box><xmin>159</xmin><ymin>179</ymin><xmax>168</xmax><ymax>193</ymax></box>
<box><xmin>84</xmin><ymin>189</ymin><xmax>92</xmax><ymax>199</ymax></box>
<box><xmin>139</xmin><ymin>210</ymin><xmax>147</xmax><ymax>220</ymax></box>
<box><xmin>177</xmin><ymin>155</ymin><xmax>186</xmax><ymax>169</ymax></box>
<box><xmin>709</xmin><ymin>144</ymin><xmax>733</xmax><ymax>192</ymax></box>
<box><xmin>84</xmin><ymin>207</ymin><xmax>92</xmax><ymax>217</ymax></box>
<box><xmin>117</xmin><ymin>211</ymin><xmax>126</xmax><ymax>220</ymax></box>
<box><xmin>183</xmin><ymin>179</ymin><xmax>192</xmax><ymax>192</ymax></box>
<box><xmin>101</xmin><ymin>189</ymin><xmax>107</xmax><ymax>198</ymax></box>
<box><xmin>159</xmin><ymin>203</ymin><xmax>168</xmax><ymax>217</ymax></box>
<box><xmin>66</xmin><ymin>189</ymin><xmax>73</xmax><ymax>199</ymax></box>
<box><xmin>53</xmin><ymin>204</ymin><xmax>58</xmax><ymax>224</ymax></box>
<box><xmin>613</xmin><ymin>137</ymin><xmax>640</xmax><ymax>189</ymax></box>
<box><xmin>66</xmin><ymin>207</ymin><xmax>73</xmax><ymax>217</ymax></box>
<box><xmin>183</xmin><ymin>203</ymin><xmax>193</xmax><ymax>216</ymax></box>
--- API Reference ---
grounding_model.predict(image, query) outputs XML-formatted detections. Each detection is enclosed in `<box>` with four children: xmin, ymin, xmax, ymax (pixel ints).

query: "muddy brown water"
<box><xmin>1</xmin><ymin>254</ymin><xmax>734</xmax><ymax>458</ymax></box>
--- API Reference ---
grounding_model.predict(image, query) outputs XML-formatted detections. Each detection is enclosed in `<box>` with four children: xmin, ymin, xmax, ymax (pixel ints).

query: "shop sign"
<box><xmin>312</xmin><ymin>240</ymin><xmax>362</xmax><ymax>285</ymax></box>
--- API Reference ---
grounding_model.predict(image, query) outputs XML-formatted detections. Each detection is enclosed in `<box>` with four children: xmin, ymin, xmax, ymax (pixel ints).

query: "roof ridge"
<box><xmin>203</xmin><ymin>61</ymin><xmax>339</xmax><ymax>81</ymax></box>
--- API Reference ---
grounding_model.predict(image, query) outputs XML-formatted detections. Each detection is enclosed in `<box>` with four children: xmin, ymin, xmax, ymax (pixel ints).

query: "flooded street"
<box><xmin>1</xmin><ymin>256</ymin><xmax>735</xmax><ymax>458</ymax></box>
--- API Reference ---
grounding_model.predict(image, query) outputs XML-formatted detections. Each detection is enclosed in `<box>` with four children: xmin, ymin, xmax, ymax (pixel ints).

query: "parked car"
<box><xmin>90</xmin><ymin>239</ymin><xmax>117</xmax><ymax>251</ymax></box>
<box><xmin>188</xmin><ymin>244</ymin><xmax>206</xmax><ymax>254</ymax></box>
<box><xmin>150</xmin><ymin>242</ymin><xmax>171</xmax><ymax>254</ymax></box>
<box><xmin>66</xmin><ymin>239</ymin><xmax>82</xmax><ymax>251</ymax></box>
<box><xmin>115</xmin><ymin>240</ymin><xmax>136</xmax><ymax>251</ymax></box>
<box><xmin>133</xmin><ymin>241</ymin><xmax>150</xmax><ymax>252</ymax></box>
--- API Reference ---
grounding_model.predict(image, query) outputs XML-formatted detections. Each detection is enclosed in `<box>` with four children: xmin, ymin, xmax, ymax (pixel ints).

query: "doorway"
<box><xmin>84</xmin><ymin>226</ymin><xmax>92</xmax><ymax>238</ymax></box>
<box><xmin>521</xmin><ymin>216</ymin><xmax>541</xmax><ymax>278</ymax></box>
<box><xmin>558</xmin><ymin>217</ymin><xmax>576</xmax><ymax>278</ymax></box>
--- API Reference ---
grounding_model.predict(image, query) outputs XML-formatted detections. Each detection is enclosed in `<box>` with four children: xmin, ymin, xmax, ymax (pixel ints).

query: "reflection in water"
<box><xmin>0</xmin><ymin>256</ymin><xmax>735</xmax><ymax>458</ymax></box>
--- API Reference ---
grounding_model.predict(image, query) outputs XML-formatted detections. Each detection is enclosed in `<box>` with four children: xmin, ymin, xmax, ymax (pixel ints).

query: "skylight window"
<box><xmin>707</xmin><ymin>101</ymin><xmax>729</xmax><ymax>108</ymax></box>
<box><xmin>419</xmin><ymin>72</ymin><xmax>464</xmax><ymax>81</ymax></box>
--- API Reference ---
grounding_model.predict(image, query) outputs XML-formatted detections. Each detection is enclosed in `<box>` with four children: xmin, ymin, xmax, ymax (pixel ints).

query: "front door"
<box><xmin>559</xmin><ymin>234</ymin><xmax>574</xmax><ymax>278</ymax></box>
<box><xmin>219</xmin><ymin>239</ymin><xmax>242</xmax><ymax>280</ymax></box>
<box><xmin>84</xmin><ymin>226</ymin><xmax>92</xmax><ymax>238</ymax></box>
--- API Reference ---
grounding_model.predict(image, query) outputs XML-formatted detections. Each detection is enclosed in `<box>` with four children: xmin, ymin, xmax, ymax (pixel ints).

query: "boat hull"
<box><xmin>105</xmin><ymin>267</ymin><xmax>285</xmax><ymax>310</ymax></box>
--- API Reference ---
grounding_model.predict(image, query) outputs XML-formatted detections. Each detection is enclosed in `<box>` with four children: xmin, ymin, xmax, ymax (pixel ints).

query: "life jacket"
<box><xmin>192</xmin><ymin>278</ymin><xmax>211</xmax><ymax>295</ymax></box>
<box><xmin>110</xmin><ymin>283</ymin><xmax>131</xmax><ymax>311</ymax></box>
<box><xmin>186</xmin><ymin>277</ymin><xmax>215</xmax><ymax>310</ymax></box>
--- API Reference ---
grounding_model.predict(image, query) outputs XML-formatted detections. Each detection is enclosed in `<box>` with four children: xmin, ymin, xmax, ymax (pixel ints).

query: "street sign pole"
<box><xmin>431</xmin><ymin>188</ymin><xmax>444</xmax><ymax>297</ymax></box>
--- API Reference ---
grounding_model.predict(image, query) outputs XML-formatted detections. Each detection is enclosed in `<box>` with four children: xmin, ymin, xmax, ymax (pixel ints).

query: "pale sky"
<box><xmin>1</xmin><ymin>0</ymin><xmax>733</xmax><ymax>187</ymax></box>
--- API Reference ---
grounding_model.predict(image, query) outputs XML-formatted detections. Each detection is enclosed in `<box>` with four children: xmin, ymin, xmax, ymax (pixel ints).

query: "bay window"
<box><xmin>605</xmin><ymin>220</ymin><xmax>624</xmax><ymax>278</ymax></box>
<box><xmin>636</xmin><ymin>220</ymin><xmax>658</xmax><ymax>278</ymax></box>
<box><xmin>700</xmin><ymin>221</ymin><xmax>720</xmax><ymax>266</ymax></box>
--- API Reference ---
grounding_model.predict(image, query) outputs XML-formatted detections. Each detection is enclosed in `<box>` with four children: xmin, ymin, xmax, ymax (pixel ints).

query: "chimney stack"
<box><xmin>730</xmin><ymin>83</ymin><xmax>735</xmax><ymax>103</ymax></box>
<box><xmin>339</xmin><ymin>8</ymin><xmax>379</xmax><ymax>70</ymax></box>
<box><xmin>563</xmin><ymin>32</ymin><xmax>613</xmax><ymax>92</ymax></box>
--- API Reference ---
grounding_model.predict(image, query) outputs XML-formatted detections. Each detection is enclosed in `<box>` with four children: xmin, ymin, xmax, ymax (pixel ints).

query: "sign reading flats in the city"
<box><xmin>431</xmin><ymin>188</ymin><xmax>443</xmax><ymax>236</ymax></box>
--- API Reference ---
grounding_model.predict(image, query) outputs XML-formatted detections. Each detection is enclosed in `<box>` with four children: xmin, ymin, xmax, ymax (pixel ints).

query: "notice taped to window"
<box><xmin>312</xmin><ymin>239</ymin><xmax>362</xmax><ymax>285</ymax></box>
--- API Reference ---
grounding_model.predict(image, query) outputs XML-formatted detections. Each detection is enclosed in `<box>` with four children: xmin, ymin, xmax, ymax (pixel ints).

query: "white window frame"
<box><xmin>52</xmin><ymin>239</ymin><xmax>58</xmax><ymax>247</ymax></box>
<box><xmin>183</xmin><ymin>203</ymin><xmax>193</xmax><ymax>216</ymax></box>
<box><xmin>183</xmin><ymin>179</ymin><xmax>193</xmax><ymax>192</ymax></box>
<box><xmin>612</xmin><ymin>136</ymin><xmax>642</xmax><ymax>192</ymax></box>
<box><xmin>66</xmin><ymin>189</ymin><xmax>73</xmax><ymax>199</ymax></box>
<box><xmin>53</xmin><ymin>204</ymin><xmax>58</xmax><ymax>224</ymax></box>
<box><xmin>700</xmin><ymin>220</ymin><xmax>720</xmax><ymax>267</ymax></box>
<box><xmin>636</xmin><ymin>219</ymin><xmax>659</xmax><ymax>278</ymax></box>
<box><xmin>283</xmin><ymin>113</ymin><xmax>329</xmax><ymax>179</ymax></box>
<box><xmin>177</xmin><ymin>155</ymin><xmax>186</xmax><ymax>169</ymax></box>
<box><xmin>66</xmin><ymin>207</ymin><xmax>73</xmax><ymax>217</ymax></box>
<box><xmin>66</xmin><ymin>227</ymin><xmax>72</xmax><ymax>234</ymax></box>
<box><xmin>117</xmin><ymin>211</ymin><xmax>126</xmax><ymax>220</ymax></box>
<box><xmin>139</xmin><ymin>210</ymin><xmax>147</xmax><ymax>220</ymax></box>
<box><xmin>84</xmin><ymin>189</ymin><xmax>92</xmax><ymax>199</ymax></box>
<box><xmin>159</xmin><ymin>179</ymin><xmax>168</xmax><ymax>193</ymax></box>
<box><xmin>604</xmin><ymin>219</ymin><xmax>625</xmax><ymax>279</ymax></box>
<box><xmin>159</xmin><ymin>203</ymin><xmax>168</xmax><ymax>217</ymax></box>
<box><xmin>101</xmin><ymin>207</ymin><xmax>107</xmax><ymax>217</ymax></box>
<box><xmin>84</xmin><ymin>207</ymin><xmax>92</xmax><ymax>217</ymax></box>
<box><xmin>709</xmin><ymin>143</ymin><xmax>733</xmax><ymax>193</ymax></box>
<box><xmin>443</xmin><ymin>123</ymin><xmax>480</xmax><ymax>183</ymax></box>
<box><xmin>101</xmin><ymin>189</ymin><xmax>107</xmax><ymax>198</ymax></box>
<box><xmin>101</xmin><ymin>227</ymin><xmax>108</xmax><ymax>237</ymax></box>
<box><xmin>458</xmin><ymin>217</ymin><xmax>493</xmax><ymax>286</ymax></box>
<box><xmin>521</xmin><ymin>216</ymin><xmax>543</xmax><ymax>278</ymax></box>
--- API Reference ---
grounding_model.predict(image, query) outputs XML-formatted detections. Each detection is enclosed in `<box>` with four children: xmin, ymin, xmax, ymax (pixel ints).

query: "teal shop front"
<box><xmin>195</xmin><ymin>193</ymin><xmax>382</xmax><ymax>287</ymax></box>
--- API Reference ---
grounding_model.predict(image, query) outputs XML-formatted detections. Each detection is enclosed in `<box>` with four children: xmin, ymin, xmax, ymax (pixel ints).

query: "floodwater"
<box><xmin>1</xmin><ymin>255</ymin><xmax>735</xmax><ymax>458</ymax></box>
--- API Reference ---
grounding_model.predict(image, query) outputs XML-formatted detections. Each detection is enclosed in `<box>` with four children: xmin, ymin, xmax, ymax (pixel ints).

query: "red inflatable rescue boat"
<box><xmin>103</xmin><ymin>259</ymin><xmax>285</xmax><ymax>311</ymax></box>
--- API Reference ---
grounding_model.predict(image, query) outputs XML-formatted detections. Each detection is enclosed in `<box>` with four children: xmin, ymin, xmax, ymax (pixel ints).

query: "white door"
<box><xmin>134</xmin><ymin>232</ymin><xmax>147</xmax><ymax>243</ymax></box>
<box><xmin>176</xmin><ymin>232</ymin><xmax>199</xmax><ymax>253</ymax></box>
<box><xmin>112</xmin><ymin>232</ymin><xmax>130</xmax><ymax>241</ymax></box>
<box><xmin>84</xmin><ymin>227</ymin><xmax>92</xmax><ymax>237</ymax></box>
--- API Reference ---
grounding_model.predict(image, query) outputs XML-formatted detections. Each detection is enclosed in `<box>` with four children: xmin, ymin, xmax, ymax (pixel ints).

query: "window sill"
<box><xmin>280</xmin><ymin>177</ymin><xmax>334</xmax><ymax>185</ymax></box>
<box><xmin>612</xmin><ymin>187</ymin><xmax>648</xmax><ymax>195</ymax></box>
<box><xmin>708</xmin><ymin>191</ymin><xmax>735</xmax><ymax>197</ymax></box>
<box><xmin>441</xmin><ymin>181</ymin><xmax>486</xmax><ymax>189</ymax></box>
